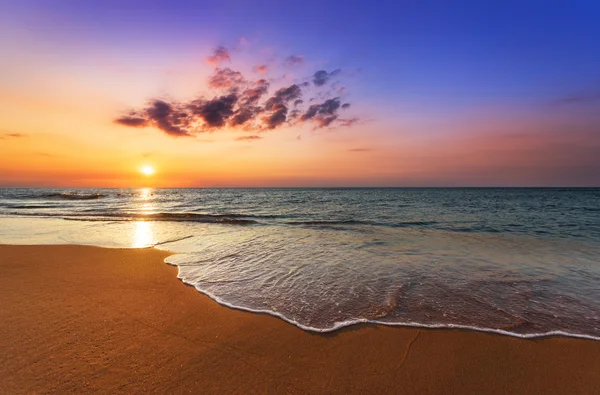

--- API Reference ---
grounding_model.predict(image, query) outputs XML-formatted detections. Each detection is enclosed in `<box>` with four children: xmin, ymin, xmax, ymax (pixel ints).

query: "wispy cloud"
<box><xmin>551</xmin><ymin>89</ymin><xmax>600</xmax><ymax>106</ymax></box>
<box><xmin>0</xmin><ymin>133</ymin><xmax>27</xmax><ymax>139</ymax></box>
<box><xmin>284</xmin><ymin>55</ymin><xmax>304</xmax><ymax>67</ymax></box>
<box><xmin>348</xmin><ymin>148</ymin><xmax>372</xmax><ymax>152</ymax></box>
<box><xmin>235</xmin><ymin>135</ymin><xmax>262</xmax><ymax>141</ymax></box>
<box><xmin>253</xmin><ymin>64</ymin><xmax>269</xmax><ymax>74</ymax></box>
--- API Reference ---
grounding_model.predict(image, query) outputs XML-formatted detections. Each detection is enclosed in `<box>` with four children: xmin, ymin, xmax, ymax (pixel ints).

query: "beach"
<box><xmin>1</xmin><ymin>244</ymin><xmax>599</xmax><ymax>394</ymax></box>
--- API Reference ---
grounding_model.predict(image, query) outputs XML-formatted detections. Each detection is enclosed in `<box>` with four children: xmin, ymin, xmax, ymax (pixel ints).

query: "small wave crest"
<box><xmin>43</xmin><ymin>192</ymin><xmax>106</xmax><ymax>200</ymax></box>
<box><xmin>27</xmin><ymin>211</ymin><xmax>258</xmax><ymax>225</ymax></box>
<box><xmin>285</xmin><ymin>220</ymin><xmax>369</xmax><ymax>226</ymax></box>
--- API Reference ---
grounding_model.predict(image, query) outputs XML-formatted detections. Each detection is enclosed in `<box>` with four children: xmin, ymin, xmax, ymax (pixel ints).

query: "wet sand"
<box><xmin>1</xmin><ymin>244</ymin><xmax>599</xmax><ymax>394</ymax></box>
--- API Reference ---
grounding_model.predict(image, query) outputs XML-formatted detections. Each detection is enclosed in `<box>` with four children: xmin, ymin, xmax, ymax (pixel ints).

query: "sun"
<box><xmin>140</xmin><ymin>165</ymin><xmax>155</xmax><ymax>176</ymax></box>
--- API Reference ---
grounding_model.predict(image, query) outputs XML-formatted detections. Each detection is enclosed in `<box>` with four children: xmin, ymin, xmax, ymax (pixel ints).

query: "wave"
<box><xmin>285</xmin><ymin>220</ymin><xmax>440</xmax><ymax>228</ymax></box>
<box><xmin>166</xmin><ymin>259</ymin><xmax>600</xmax><ymax>341</ymax></box>
<box><xmin>43</xmin><ymin>192</ymin><xmax>106</xmax><ymax>200</ymax></box>
<box><xmin>389</xmin><ymin>221</ymin><xmax>439</xmax><ymax>227</ymax></box>
<box><xmin>5</xmin><ymin>211</ymin><xmax>258</xmax><ymax>225</ymax></box>
<box><xmin>131</xmin><ymin>212</ymin><xmax>257</xmax><ymax>225</ymax></box>
<box><xmin>4</xmin><ymin>204</ymin><xmax>61</xmax><ymax>209</ymax></box>
<box><xmin>285</xmin><ymin>220</ymin><xmax>369</xmax><ymax>226</ymax></box>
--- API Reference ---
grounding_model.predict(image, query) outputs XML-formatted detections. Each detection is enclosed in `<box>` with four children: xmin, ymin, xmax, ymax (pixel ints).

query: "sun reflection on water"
<box><xmin>139</xmin><ymin>187</ymin><xmax>155</xmax><ymax>215</ymax></box>
<box><xmin>132</xmin><ymin>188</ymin><xmax>156</xmax><ymax>247</ymax></box>
<box><xmin>132</xmin><ymin>221</ymin><xmax>155</xmax><ymax>248</ymax></box>
<box><xmin>140</xmin><ymin>187</ymin><xmax>152</xmax><ymax>200</ymax></box>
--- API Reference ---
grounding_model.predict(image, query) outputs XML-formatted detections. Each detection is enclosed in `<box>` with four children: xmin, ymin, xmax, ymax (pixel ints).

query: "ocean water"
<box><xmin>1</xmin><ymin>187</ymin><xmax>599</xmax><ymax>339</ymax></box>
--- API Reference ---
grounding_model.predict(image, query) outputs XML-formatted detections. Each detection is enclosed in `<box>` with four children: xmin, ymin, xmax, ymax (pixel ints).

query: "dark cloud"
<box><xmin>264</xmin><ymin>84</ymin><xmax>302</xmax><ymax>108</ymax></box>
<box><xmin>262</xmin><ymin>84</ymin><xmax>303</xmax><ymax>129</ymax></box>
<box><xmin>313</xmin><ymin>69</ymin><xmax>341</xmax><ymax>86</ymax></box>
<box><xmin>115</xmin><ymin>101</ymin><xmax>191</xmax><ymax>136</ymax></box>
<box><xmin>264</xmin><ymin>104</ymin><xmax>288</xmax><ymax>129</ymax></box>
<box><xmin>115</xmin><ymin>50</ymin><xmax>359</xmax><ymax>137</ymax></box>
<box><xmin>206</xmin><ymin>46</ymin><xmax>231</xmax><ymax>66</ymax></box>
<box><xmin>235</xmin><ymin>135</ymin><xmax>262</xmax><ymax>141</ymax></box>
<box><xmin>114</xmin><ymin>116</ymin><xmax>148</xmax><ymax>128</ymax></box>
<box><xmin>145</xmin><ymin>100</ymin><xmax>191</xmax><ymax>136</ymax></box>
<box><xmin>284</xmin><ymin>55</ymin><xmax>304</xmax><ymax>67</ymax></box>
<box><xmin>240</xmin><ymin>79</ymin><xmax>269</xmax><ymax>105</ymax></box>
<box><xmin>208</xmin><ymin>68</ymin><xmax>245</xmax><ymax>89</ymax></box>
<box><xmin>230</xmin><ymin>106</ymin><xmax>262</xmax><ymax>127</ymax></box>
<box><xmin>301</xmin><ymin>97</ymin><xmax>342</xmax><ymax>127</ymax></box>
<box><xmin>190</xmin><ymin>94</ymin><xmax>237</xmax><ymax>128</ymax></box>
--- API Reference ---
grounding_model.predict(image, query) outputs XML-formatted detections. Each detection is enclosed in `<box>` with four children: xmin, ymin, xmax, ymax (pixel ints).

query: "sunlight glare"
<box><xmin>132</xmin><ymin>221</ymin><xmax>155</xmax><ymax>248</ymax></box>
<box><xmin>140</xmin><ymin>165</ymin><xmax>155</xmax><ymax>176</ymax></box>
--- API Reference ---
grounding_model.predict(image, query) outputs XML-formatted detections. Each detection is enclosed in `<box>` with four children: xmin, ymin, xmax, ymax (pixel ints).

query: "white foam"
<box><xmin>166</xmin><ymin>257</ymin><xmax>600</xmax><ymax>342</ymax></box>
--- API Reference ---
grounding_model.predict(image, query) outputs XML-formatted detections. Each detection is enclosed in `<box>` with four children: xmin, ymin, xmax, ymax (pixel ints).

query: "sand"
<box><xmin>1</xmin><ymin>245</ymin><xmax>599</xmax><ymax>394</ymax></box>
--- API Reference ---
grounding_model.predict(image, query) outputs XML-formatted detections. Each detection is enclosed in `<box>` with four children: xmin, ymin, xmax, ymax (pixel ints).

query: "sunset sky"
<box><xmin>1</xmin><ymin>0</ymin><xmax>599</xmax><ymax>187</ymax></box>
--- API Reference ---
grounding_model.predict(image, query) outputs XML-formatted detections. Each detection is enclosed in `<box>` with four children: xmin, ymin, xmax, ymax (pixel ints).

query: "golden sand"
<box><xmin>1</xmin><ymin>245</ymin><xmax>599</xmax><ymax>394</ymax></box>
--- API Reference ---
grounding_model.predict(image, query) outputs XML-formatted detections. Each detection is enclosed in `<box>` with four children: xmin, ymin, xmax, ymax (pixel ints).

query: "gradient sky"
<box><xmin>1</xmin><ymin>0</ymin><xmax>599</xmax><ymax>187</ymax></box>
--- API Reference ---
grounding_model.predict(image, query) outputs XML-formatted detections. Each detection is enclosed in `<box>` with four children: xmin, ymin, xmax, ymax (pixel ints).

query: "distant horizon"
<box><xmin>2</xmin><ymin>185</ymin><xmax>599</xmax><ymax>189</ymax></box>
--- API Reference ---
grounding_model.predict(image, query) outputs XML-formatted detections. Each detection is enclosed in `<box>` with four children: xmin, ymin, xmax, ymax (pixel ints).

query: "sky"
<box><xmin>1</xmin><ymin>0</ymin><xmax>599</xmax><ymax>187</ymax></box>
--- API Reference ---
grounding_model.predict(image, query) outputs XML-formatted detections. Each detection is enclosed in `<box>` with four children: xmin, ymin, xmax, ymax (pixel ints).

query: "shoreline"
<box><xmin>2</xmin><ymin>244</ymin><xmax>600</xmax><ymax>394</ymax></box>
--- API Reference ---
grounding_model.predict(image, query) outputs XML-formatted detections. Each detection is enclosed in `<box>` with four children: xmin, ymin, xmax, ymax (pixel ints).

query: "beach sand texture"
<box><xmin>1</xmin><ymin>244</ymin><xmax>599</xmax><ymax>394</ymax></box>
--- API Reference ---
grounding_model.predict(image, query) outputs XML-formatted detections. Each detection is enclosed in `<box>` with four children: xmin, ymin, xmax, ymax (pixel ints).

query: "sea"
<box><xmin>1</xmin><ymin>187</ymin><xmax>599</xmax><ymax>340</ymax></box>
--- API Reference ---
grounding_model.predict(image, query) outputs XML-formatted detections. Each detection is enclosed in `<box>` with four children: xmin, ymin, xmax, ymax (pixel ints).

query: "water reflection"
<box><xmin>132</xmin><ymin>221</ymin><xmax>156</xmax><ymax>248</ymax></box>
<box><xmin>140</xmin><ymin>187</ymin><xmax>152</xmax><ymax>200</ymax></box>
<box><xmin>131</xmin><ymin>188</ymin><xmax>157</xmax><ymax>247</ymax></box>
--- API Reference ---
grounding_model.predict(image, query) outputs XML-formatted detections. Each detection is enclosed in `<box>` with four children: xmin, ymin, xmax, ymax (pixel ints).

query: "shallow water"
<box><xmin>1</xmin><ymin>187</ymin><xmax>599</xmax><ymax>339</ymax></box>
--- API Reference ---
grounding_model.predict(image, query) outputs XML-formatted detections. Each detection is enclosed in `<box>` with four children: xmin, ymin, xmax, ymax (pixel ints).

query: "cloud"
<box><xmin>284</xmin><ymin>55</ymin><xmax>304</xmax><ymax>67</ymax></box>
<box><xmin>115</xmin><ymin>49</ymin><xmax>359</xmax><ymax>137</ymax></box>
<box><xmin>190</xmin><ymin>94</ymin><xmax>237</xmax><ymax>128</ymax></box>
<box><xmin>240</xmin><ymin>79</ymin><xmax>270</xmax><ymax>105</ymax></box>
<box><xmin>235</xmin><ymin>135</ymin><xmax>262</xmax><ymax>141</ymax></box>
<box><xmin>147</xmin><ymin>100</ymin><xmax>192</xmax><ymax>136</ymax></box>
<box><xmin>338</xmin><ymin>117</ymin><xmax>360</xmax><ymax>127</ymax></box>
<box><xmin>348</xmin><ymin>148</ymin><xmax>372</xmax><ymax>152</ymax></box>
<box><xmin>208</xmin><ymin>68</ymin><xmax>245</xmax><ymax>88</ymax></box>
<box><xmin>253</xmin><ymin>64</ymin><xmax>269</xmax><ymax>74</ymax></box>
<box><xmin>114</xmin><ymin>116</ymin><xmax>148</xmax><ymax>128</ymax></box>
<box><xmin>1</xmin><ymin>133</ymin><xmax>27</xmax><ymax>139</ymax></box>
<box><xmin>300</xmin><ymin>97</ymin><xmax>347</xmax><ymax>127</ymax></box>
<box><xmin>312</xmin><ymin>69</ymin><xmax>341</xmax><ymax>86</ymax></box>
<box><xmin>552</xmin><ymin>90</ymin><xmax>600</xmax><ymax>105</ymax></box>
<box><xmin>262</xmin><ymin>84</ymin><xmax>303</xmax><ymax>128</ymax></box>
<box><xmin>206</xmin><ymin>46</ymin><xmax>231</xmax><ymax>66</ymax></box>
<box><xmin>115</xmin><ymin>101</ymin><xmax>191</xmax><ymax>136</ymax></box>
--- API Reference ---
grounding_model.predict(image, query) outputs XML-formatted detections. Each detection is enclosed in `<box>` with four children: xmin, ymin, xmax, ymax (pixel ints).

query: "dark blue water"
<box><xmin>1</xmin><ymin>188</ymin><xmax>599</xmax><ymax>338</ymax></box>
